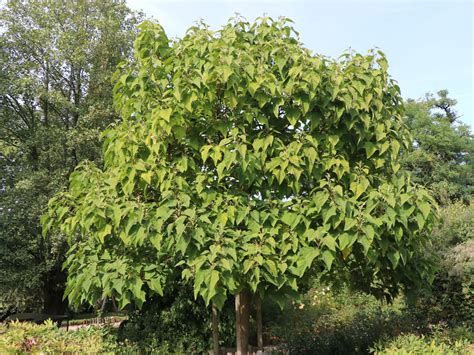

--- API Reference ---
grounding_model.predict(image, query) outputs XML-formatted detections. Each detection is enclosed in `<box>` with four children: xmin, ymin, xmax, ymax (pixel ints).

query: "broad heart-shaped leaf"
<box><xmin>313</xmin><ymin>191</ymin><xmax>330</xmax><ymax>213</ymax></box>
<box><xmin>148</xmin><ymin>278</ymin><xmax>163</xmax><ymax>296</ymax></box>
<box><xmin>358</xmin><ymin>235</ymin><xmax>372</xmax><ymax>255</ymax></box>
<box><xmin>417</xmin><ymin>201</ymin><xmax>431</xmax><ymax>219</ymax></box>
<box><xmin>364</xmin><ymin>142</ymin><xmax>377</xmax><ymax>158</ymax></box>
<box><xmin>387</xmin><ymin>250</ymin><xmax>400</xmax><ymax>268</ymax></box>
<box><xmin>322</xmin><ymin>206</ymin><xmax>337</xmax><ymax>225</ymax></box>
<box><xmin>415</xmin><ymin>213</ymin><xmax>425</xmax><ymax>230</ymax></box>
<box><xmin>281</xmin><ymin>212</ymin><xmax>299</xmax><ymax>228</ymax></box>
<box><xmin>131</xmin><ymin>278</ymin><xmax>145</xmax><ymax>305</ymax></box>
<box><xmin>321</xmin><ymin>250</ymin><xmax>335</xmax><ymax>270</ymax></box>
<box><xmin>322</xmin><ymin>235</ymin><xmax>337</xmax><ymax>252</ymax></box>
<box><xmin>338</xmin><ymin>233</ymin><xmax>356</xmax><ymax>251</ymax></box>
<box><xmin>351</xmin><ymin>177</ymin><xmax>370</xmax><ymax>200</ymax></box>
<box><xmin>97</xmin><ymin>224</ymin><xmax>112</xmax><ymax>243</ymax></box>
<box><xmin>206</xmin><ymin>270</ymin><xmax>220</xmax><ymax>306</ymax></box>
<box><xmin>293</xmin><ymin>247</ymin><xmax>320</xmax><ymax>277</ymax></box>
<box><xmin>201</xmin><ymin>145</ymin><xmax>212</xmax><ymax>163</ymax></box>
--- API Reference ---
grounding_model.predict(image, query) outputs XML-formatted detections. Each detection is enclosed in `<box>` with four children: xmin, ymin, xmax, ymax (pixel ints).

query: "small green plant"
<box><xmin>0</xmin><ymin>320</ymin><xmax>120</xmax><ymax>353</ymax></box>
<box><xmin>371</xmin><ymin>333</ymin><xmax>472</xmax><ymax>354</ymax></box>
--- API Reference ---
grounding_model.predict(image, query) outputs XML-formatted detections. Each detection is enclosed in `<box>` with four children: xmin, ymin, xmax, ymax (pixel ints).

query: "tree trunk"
<box><xmin>256</xmin><ymin>295</ymin><xmax>263</xmax><ymax>351</ymax></box>
<box><xmin>235</xmin><ymin>291</ymin><xmax>250</xmax><ymax>355</ymax></box>
<box><xmin>212</xmin><ymin>303</ymin><xmax>220</xmax><ymax>355</ymax></box>
<box><xmin>100</xmin><ymin>298</ymin><xmax>107</xmax><ymax>314</ymax></box>
<box><xmin>111</xmin><ymin>297</ymin><xmax>118</xmax><ymax>312</ymax></box>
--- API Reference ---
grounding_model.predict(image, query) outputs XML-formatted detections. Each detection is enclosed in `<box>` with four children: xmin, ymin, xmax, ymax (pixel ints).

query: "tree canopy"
<box><xmin>0</xmin><ymin>0</ymin><xmax>142</xmax><ymax>312</ymax></box>
<box><xmin>403</xmin><ymin>90</ymin><xmax>473</xmax><ymax>204</ymax></box>
<box><xmin>44</xmin><ymin>17</ymin><xmax>438</xmax><ymax>320</ymax></box>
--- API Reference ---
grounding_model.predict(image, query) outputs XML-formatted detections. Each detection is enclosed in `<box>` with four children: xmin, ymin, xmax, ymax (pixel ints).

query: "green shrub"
<box><xmin>431</xmin><ymin>201</ymin><xmax>473</xmax><ymax>251</ymax></box>
<box><xmin>0</xmin><ymin>320</ymin><xmax>122</xmax><ymax>353</ymax></box>
<box><xmin>371</xmin><ymin>333</ymin><xmax>473</xmax><ymax>354</ymax></box>
<box><xmin>268</xmin><ymin>287</ymin><xmax>426</xmax><ymax>355</ymax></box>
<box><xmin>421</xmin><ymin>202</ymin><xmax>474</xmax><ymax>326</ymax></box>
<box><xmin>117</xmin><ymin>280</ymin><xmax>235</xmax><ymax>353</ymax></box>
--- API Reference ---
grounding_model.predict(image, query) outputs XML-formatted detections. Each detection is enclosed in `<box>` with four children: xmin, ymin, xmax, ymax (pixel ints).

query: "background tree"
<box><xmin>402</xmin><ymin>90</ymin><xmax>473</xmax><ymax>204</ymax></box>
<box><xmin>0</xmin><ymin>0</ymin><xmax>142</xmax><ymax>313</ymax></box>
<box><xmin>44</xmin><ymin>18</ymin><xmax>437</xmax><ymax>352</ymax></box>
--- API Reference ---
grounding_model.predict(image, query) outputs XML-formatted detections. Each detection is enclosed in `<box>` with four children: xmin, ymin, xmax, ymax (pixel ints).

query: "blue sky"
<box><xmin>128</xmin><ymin>0</ymin><xmax>473</xmax><ymax>128</ymax></box>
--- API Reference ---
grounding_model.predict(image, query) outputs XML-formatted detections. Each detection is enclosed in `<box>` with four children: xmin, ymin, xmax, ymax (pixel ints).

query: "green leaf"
<box><xmin>313</xmin><ymin>191</ymin><xmax>330</xmax><ymax>213</ymax></box>
<box><xmin>294</xmin><ymin>247</ymin><xmax>320</xmax><ymax>277</ymax></box>
<box><xmin>306</xmin><ymin>147</ymin><xmax>317</xmax><ymax>172</ymax></box>
<box><xmin>321</xmin><ymin>250</ymin><xmax>334</xmax><ymax>270</ymax></box>
<box><xmin>97</xmin><ymin>224</ymin><xmax>112</xmax><ymax>243</ymax></box>
<box><xmin>131</xmin><ymin>278</ymin><xmax>144</xmax><ymax>301</ymax></box>
<box><xmin>417</xmin><ymin>201</ymin><xmax>431</xmax><ymax>219</ymax></box>
<box><xmin>351</xmin><ymin>177</ymin><xmax>370</xmax><ymax>199</ymax></box>
<box><xmin>375</xmin><ymin>124</ymin><xmax>386</xmax><ymax>141</ymax></box>
<box><xmin>391</xmin><ymin>140</ymin><xmax>400</xmax><ymax>159</ymax></box>
<box><xmin>388</xmin><ymin>250</ymin><xmax>400</xmax><ymax>268</ymax></box>
<box><xmin>344</xmin><ymin>218</ymin><xmax>357</xmax><ymax>231</ymax></box>
<box><xmin>148</xmin><ymin>278</ymin><xmax>163</xmax><ymax>296</ymax></box>
<box><xmin>222</xmin><ymin>66</ymin><xmax>232</xmax><ymax>82</ymax></box>
<box><xmin>322</xmin><ymin>206</ymin><xmax>337</xmax><ymax>225</ymax></box>
<box><xmin>141</xmin><ymin>171</ymin><xmax>152</xmax><ymax>184</ymax></box>
<box><xmin>338</xmin><ymin>233</ymin><xmax>356</xmax><ymax>250</ymax></box>
<box><xmin>415</xmin><ymin>213</ymin><xmax>425</xmax><ymax>230</ymax></box>
<box><xmin>281</xmin><ymin>212</ymin><xmax>298</xmax><ymax>228</ymax></box>
<box><xmin>322</xmin><ymin>235</ymin><xmax>337</xmax><ymax>252</ymax></box>
<box><xmin>364</xmin><ymin>142</ymin><xmax>377</xmax><ymax>158</ymax></box>
<box><xmin>158</xmin><ymin>108</ymin><xmax>172</xmax><ymax>122</ymax></box>
<box><xmin>112</xmin><ymin>206</ymin><xmax>122</xmax><ymax>228</ymax></box>
<box><xmin>201</xmin><ymin>145</ymin><xmax>212</xmax><ymax>163</ymax></box>
<box><xmin>206</xmin><ymin>270</ymin><xmax>220</xmax><ymax>305</ymax></box>
<box><xmin>363</xmin><ymin>224</ymin><xmax>375</xmax><ymax>240</ymax></box>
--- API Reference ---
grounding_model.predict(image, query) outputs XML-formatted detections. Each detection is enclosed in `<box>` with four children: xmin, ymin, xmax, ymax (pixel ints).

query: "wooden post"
<box><xmin>256</xmin><ymin>295</ymin><xmax>263</xmax><ymax>351</ymax></box>
<box><xmin>212</xmin><ymin>303</ymin><xmax>220</xmax><ymax>355</ymax></box>
<box><xmin>235</xmin><ymin>291</ymin><xmax>250</xmax><ymax>355</ymax></box>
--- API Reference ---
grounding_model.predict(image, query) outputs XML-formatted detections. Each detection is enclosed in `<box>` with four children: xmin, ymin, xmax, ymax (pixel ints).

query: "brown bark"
<box><xmin>235</xmin><ymin>291</ymin><xmax>250</xmax><ymax>355</ymax></box>
<box><xmin>212</xmin><ymin>303</ymin><xmax>220</xmax><ymax>355</ymax></box>
<box><xmin>256</xmin><ymin>295</ymin><xmax>263</xmax><ymax>351</ymax></box>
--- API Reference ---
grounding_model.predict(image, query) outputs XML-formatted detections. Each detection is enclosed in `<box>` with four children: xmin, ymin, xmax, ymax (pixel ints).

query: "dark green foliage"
<box><xmin>403</xmin><ymin>90</ymin><xmax>473</xmax><ymax>204</ymax></box>
<box><xmin>0</xmin><ymin>0</ymin><xmax>143</xmax><ymax>312</ymax></box>
<box><xmin>117</xmin><ymin>281</ymin><xmax>236</xmax><ymax>353</ymax></box>
<box><xmin>268</xmin><ymin>287</ymin><xmax>429</xmax><ymax>355</ymax></box>
<box><xmin>419</xmin><ymin>202</ymin><xmax>473</xmax><ymax>328</ymax></box>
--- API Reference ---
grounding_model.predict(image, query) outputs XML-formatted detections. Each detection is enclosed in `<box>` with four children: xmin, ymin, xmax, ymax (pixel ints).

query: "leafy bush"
<box><xmin>0</xmin><ymin>320</ymin><xmax>122</xmax><ymax>353</ymax></box>
<box><xmin>117</xmin><ymin>280</ymin><xmax>235</xmax><ymax>353</ymax></box>
<box><xmin>431</xmin><ymin>201</ymin><xmax>473</xmax><ymax>251</ymax></box>
<box><xmin>268</xmin><ymin>286</ymin><xmax>427</xmax><ymax>354</ymax></box>
<box><xmin>421</xmin><ymin>202</ymin><xmax>474</xmax><ymax>326</ymax></box>
<box><xmin>371</xmin><ymin>333</ymin><xmax>472</xmax><ymax>354</ymax></box>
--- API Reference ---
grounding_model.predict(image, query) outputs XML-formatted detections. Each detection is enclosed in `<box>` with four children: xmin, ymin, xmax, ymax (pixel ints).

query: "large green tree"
<box><xmin>0</xmin><ymin>0</ymin><xmax>142</xmax><ymax>313</ymax></box>
<box><xmin>403</xmin><ymin>90</ymin><xmax>473</xmax><ymax>204</ymax></box>
<box><xmin>44</xmin><ymin>18</ymin><xmax>437</xmax><ymax>351</ymax></box>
